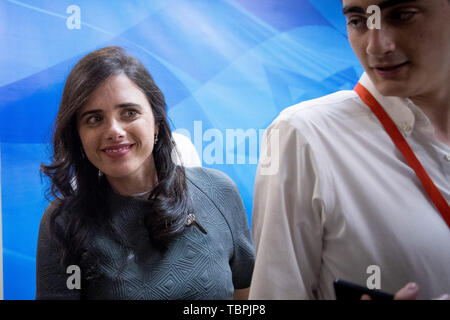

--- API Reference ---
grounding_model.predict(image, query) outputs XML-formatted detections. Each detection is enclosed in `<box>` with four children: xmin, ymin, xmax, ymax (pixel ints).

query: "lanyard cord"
<box><xmin>354</xmin><ymin>82</ymin><xmax>450</xmax><ymax>229</ymax></box>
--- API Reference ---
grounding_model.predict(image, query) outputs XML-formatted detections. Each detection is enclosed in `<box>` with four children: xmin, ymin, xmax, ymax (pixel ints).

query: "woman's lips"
<box><xmin>102</xmin><ymin>144</ymin><xmax>134</xmax><ymax>159</ymax></box>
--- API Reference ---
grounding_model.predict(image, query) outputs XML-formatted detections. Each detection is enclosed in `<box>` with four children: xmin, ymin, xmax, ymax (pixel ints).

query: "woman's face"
<box><xmin>77</xmin><ymin>73</ymin><xmax>158</xmax><ymax>180</ymax></box>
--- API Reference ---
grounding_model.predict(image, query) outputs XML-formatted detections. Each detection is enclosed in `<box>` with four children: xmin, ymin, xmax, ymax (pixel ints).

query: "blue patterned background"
<box><xmin>0</xmin><ymin>0</ymin><xmax>362</xmax><ymax>299</ymax></box>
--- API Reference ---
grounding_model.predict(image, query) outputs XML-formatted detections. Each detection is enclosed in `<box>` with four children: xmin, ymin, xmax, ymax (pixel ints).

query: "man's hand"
<box><xmin>393</xmin><ymin>282</ymin><xmax>419</xmax><ymax>300</ymax></box>
<box><xmin>361</xmin><ymin>282</ymin><xmax>449</xmax><ymax>300</ymax></box>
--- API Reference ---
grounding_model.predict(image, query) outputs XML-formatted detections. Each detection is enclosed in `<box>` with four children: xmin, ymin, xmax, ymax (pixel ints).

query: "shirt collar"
<box><xmin>358</xmin><ymin>73</ymin><xmax>433</xmax><ymax>137</ymax></box>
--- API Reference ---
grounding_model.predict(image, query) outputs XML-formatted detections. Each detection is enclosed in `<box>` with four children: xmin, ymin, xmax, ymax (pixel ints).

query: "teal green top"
<box><xmin>36</xmin><ymin>167</ymin><xmax>254</xmax><ymax>300</ymax></box>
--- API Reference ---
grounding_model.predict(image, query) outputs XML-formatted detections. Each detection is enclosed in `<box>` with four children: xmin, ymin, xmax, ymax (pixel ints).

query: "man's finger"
<box><xmin>394</xmin><ymin>282</ymin><xmax>418</xmax><ymax>300</ymax></box>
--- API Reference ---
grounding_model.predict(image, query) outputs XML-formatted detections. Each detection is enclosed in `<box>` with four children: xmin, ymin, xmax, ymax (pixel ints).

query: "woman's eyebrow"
<box><xmin>115</xmin><ymin>102</ymin><xmax>142</xmax><ymax>109</ymax></box>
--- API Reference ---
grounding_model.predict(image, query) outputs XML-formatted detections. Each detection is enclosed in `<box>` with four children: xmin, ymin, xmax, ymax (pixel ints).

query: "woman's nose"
<box><xmin>105</xmin><ymin>118</ymin><xmax>126</xmax><ymax>140</ymax></box>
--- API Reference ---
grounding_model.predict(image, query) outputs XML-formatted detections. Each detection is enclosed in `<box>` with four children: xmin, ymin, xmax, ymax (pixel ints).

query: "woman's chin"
<box><xmin>103</xmin><ymin>167</ymin><xmax>135</xmax><ymax>180</ymax></box>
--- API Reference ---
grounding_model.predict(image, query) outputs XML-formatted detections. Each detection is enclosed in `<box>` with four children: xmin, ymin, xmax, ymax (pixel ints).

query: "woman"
<box><xmin>37</xmin><ymin>46</ymin><xmax>254</xmax><ymax>300</ymax></box>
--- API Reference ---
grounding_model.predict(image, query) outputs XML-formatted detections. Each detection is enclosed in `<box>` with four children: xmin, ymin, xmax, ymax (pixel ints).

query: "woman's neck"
<box><xmin>106</xmin><ymin>157</ymin><xmax>158</xmax><ymax>198</ymax></box>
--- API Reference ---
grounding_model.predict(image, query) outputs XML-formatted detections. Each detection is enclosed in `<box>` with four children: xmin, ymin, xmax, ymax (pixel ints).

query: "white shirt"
<box><xmin>249</xmin><ymin>73</ymin><xmax>450</xmax><ymax>300</ymax></box>
<box><xmin>172</xmin><ymin>132</ymin><xmax>201</xmax><ymax>167</ymax></box>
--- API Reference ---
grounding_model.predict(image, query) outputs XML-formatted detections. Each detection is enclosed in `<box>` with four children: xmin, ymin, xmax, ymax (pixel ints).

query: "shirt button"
<box><xmin>445</xmin><ymin>154</ymin><xmax>450</xmax><ymax>162</ymax></box>
<box><xmin>403</xmin><ymin>124</ymin><xmax>412</xmax><ymax>134</ymax></box>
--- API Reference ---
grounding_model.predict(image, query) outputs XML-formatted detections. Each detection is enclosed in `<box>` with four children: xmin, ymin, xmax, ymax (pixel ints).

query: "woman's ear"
<box><xmin>154</xmin><ymin>123</ymin><xmax>160</xmax><ymax>145</ymax></box>
<box><xmin>155</xmin><ymin>123</ymin><xmax>160</xmax><ymax>138</ymax></box>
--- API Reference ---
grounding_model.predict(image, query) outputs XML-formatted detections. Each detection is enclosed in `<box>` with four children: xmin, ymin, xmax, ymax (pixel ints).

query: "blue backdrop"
<box><xmin>0</xmin><ymin>0</ymin><xmax>363</xmax><ymax>299</ymax></box>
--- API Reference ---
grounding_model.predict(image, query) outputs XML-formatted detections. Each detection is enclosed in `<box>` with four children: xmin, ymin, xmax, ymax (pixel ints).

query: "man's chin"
<box><xmin>371</xmin><ymin>78</ymin><xmax>412</xmax><ymax>98</ymax></box>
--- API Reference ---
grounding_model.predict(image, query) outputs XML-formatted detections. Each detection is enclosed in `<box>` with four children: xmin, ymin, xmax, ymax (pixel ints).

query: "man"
<box><xmin>249</xmin><ymin>0</ymin><xmax>450</xmax><ymax>300</ymax></box>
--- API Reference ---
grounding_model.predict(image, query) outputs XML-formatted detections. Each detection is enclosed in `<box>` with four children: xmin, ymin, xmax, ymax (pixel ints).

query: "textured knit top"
<box><xmin>36</xmin><ymin>167</ymin><xmax>254</xmax><ymax>300</ymax></box>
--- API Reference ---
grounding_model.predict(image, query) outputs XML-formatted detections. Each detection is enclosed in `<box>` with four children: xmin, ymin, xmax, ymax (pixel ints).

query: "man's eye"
<box><xmin>347</xmin><ymin>17</ymin><xmax>366</xmax><ymax>30</ymax></box>
<box><xmin>389</xmin><ymin>11</ymin><xmax>417</xmax><ymax>22</ymax></box>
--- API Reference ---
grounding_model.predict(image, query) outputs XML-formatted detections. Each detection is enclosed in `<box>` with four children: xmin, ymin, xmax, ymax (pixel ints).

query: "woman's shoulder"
<box><xmin>39</xmin><ymin>197</ymin><xmax>72</xmax><ymax>230</ymax></box>
<box><xmin>184</xmin><ymin>166</ymin><xmax>238</xmax><ymax>193</ymax></box>
<box><xmin>184</xmin><ymin>167</ymin><xmax>245</xmax><ymax>222</ymax></box>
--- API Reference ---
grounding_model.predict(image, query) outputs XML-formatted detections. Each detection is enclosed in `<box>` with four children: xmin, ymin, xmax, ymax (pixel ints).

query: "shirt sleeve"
<box><xmin>172</xmin><ymin>132</ymin><xmax>202</xmax><ymax>167</ymax></box>
<box><xmin>36</xmin><ymin>201</ymin><xmax>81</xmax><ymax>300</ymax></box>
<box><xmin>249</xmin><ymin>117</ymin><xmax>329</xmax><ymax>299</ymax></box>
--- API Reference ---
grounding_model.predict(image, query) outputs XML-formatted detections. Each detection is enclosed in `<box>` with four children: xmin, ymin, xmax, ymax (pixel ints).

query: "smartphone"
<box><xmin>333</xmin><ymin>279</ymin><xmax>394</xmax><ymax>300</ymax></box>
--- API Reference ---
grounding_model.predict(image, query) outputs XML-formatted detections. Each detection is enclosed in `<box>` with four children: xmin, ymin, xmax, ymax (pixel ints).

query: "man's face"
<box><xmin>343</xmin><ymin>0</ymin><xmax>450</xmax><ymax>99</ymax></box>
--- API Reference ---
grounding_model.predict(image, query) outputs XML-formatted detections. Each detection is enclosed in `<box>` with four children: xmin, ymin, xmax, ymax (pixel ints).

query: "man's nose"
<box><xmin>366</xmin><ymin>28</ymin><xmax>396</xmax><ymax>57</ymax></box>
<box><xmin>105</xmin><ymin>118</ymin><xmax>126</xmax><ymax>140</ymax></box>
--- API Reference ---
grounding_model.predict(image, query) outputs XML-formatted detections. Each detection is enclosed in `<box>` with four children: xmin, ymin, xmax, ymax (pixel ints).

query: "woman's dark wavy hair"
<box><xmin>41</xmin><ymin>46</ymin><xmax>190</xmax><ymax>267</ymax></box>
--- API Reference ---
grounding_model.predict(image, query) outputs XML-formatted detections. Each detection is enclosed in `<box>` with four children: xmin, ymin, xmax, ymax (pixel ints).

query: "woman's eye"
<box><xmin>123</xmin><ymin>109</ymin><xmax>138</xmax><ymax>118</ymax></box>
<box><xmin>86</xmin><ymin>115</ymin><xmax>102</xmax><ymax>125</ymax></box>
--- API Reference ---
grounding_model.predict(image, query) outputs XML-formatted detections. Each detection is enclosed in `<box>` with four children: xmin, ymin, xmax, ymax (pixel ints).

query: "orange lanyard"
<box><xmin>354</xmin><ymin>83</ymin><xmax>450</xmax><ymax>229</ymax></box>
